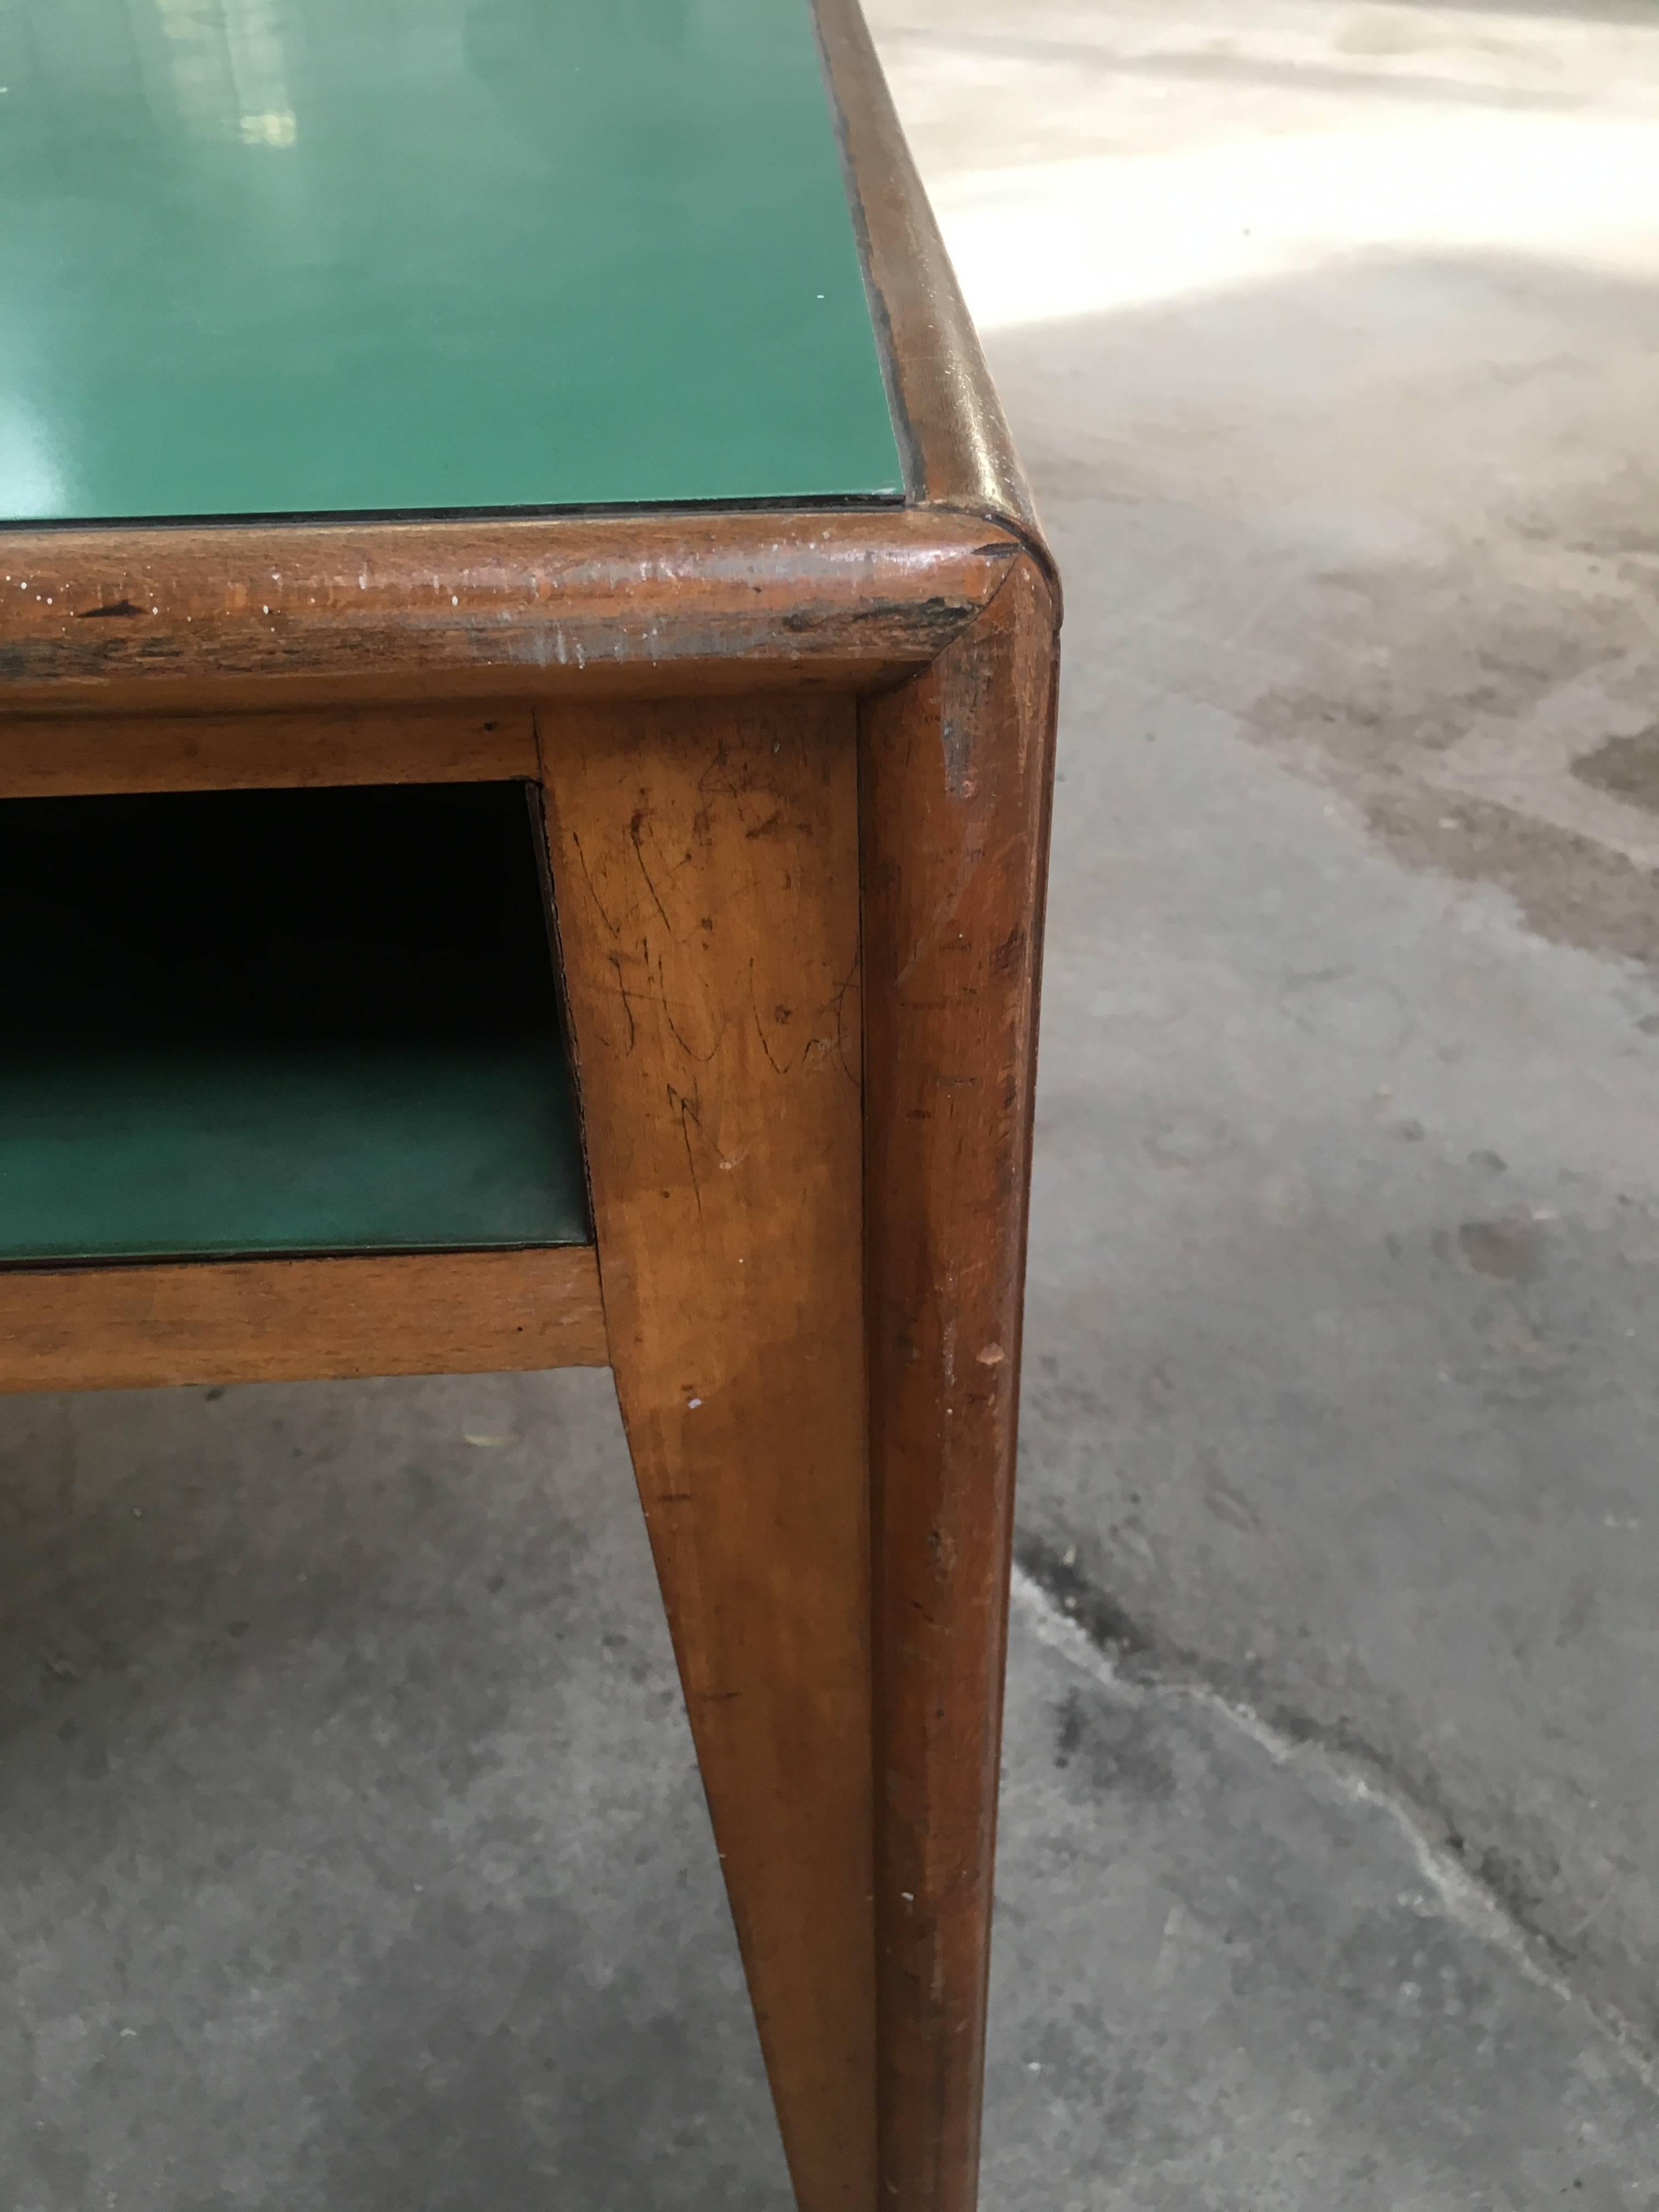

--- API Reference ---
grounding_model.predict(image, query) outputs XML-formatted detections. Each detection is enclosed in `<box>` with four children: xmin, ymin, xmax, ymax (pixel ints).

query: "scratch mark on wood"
<box><xmin>605</xmin><ymin>950</ymin><xmax>639</xmax><ymax>1056</ymax></box>
<box><xmin>750</xmin><ymin>965</ymin><xmax>792</xmax><ymax>1080</ymax></box>
<box><xmin>629</xmin><ymin>805</ymin><xmax>675</xmax><ymax>933</ymax></box>
<box><xmin>668</xmin><ymin>1082</ymin><xmax>705</xmax><ymax>1216</ymax></box>
<box><xmin>567</xmin><ymin>828</ymin><xmax>622</xmax><ymax>939</ymax></box>
<box><xmin>659</xmin><ymin>951</ymin><xmax>718</xmax><ymax>1066</ymax></box>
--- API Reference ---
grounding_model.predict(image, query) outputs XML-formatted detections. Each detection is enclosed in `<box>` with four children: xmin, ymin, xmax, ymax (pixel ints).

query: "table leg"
<box><xmin>861</xmin><ymin>559</ymin><xmax>1060</xmax><ymax>2212</ymax></box>
<box><xmin>542</xmin><ymin>694</ymin><xmax>877</xmax><ymax>2212</ymax></box>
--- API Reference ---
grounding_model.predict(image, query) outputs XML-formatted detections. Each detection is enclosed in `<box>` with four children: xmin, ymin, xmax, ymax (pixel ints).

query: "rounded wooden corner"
<box><xmin>811</xmin><ymin>0</ymin><xmax>1061</xmax><ymax>618</ymax></box>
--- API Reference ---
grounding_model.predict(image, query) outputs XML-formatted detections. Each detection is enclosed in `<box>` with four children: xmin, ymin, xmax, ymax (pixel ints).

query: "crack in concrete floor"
<box><xmin>1010</xmin><ymin>1550</ymin><xmax>1659</xmax><ymax>2101</ymax></box>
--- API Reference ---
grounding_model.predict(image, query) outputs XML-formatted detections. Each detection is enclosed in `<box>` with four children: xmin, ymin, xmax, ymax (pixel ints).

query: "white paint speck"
<box><xmin>687</xmin><ymin>1397</ymin><xmax>702</xmax><ymax>1409</ymax></box>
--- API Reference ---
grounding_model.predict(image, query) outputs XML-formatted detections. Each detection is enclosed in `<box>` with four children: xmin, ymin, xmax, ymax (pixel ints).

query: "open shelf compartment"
<box><xmin>0</xmin><ymin>781</ymin><xmax>590</xmax><ymax>1265</ymax></box>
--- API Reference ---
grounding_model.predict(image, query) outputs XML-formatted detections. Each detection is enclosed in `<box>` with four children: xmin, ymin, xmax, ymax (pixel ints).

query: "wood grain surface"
<box><xmin>0</xmin><ymin>510</ymin><xmax>1015</xmax><ymax>714</ymax></box>
<box><xmin>861</xmin><ymin>557</ymin><xmax>1060</xmax><ymax>2212</ymax></box>
<box><xmin>0</xmin><ymin>1245</ymin><xmax>607</xmax><ymax>1395</ymax></box>
<box><xmin>0</xmin><ymin>702</ymin><xmax>536</xmax><ymax>799</ymax></box>
<box><xmin>544</xmin><ymin>694</ymin><xmax>877</xmax><ymax>2212</ymax></box>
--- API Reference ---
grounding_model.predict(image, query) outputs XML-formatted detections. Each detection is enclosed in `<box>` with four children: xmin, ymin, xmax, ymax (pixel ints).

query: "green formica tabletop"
<box><xmin>0</xmin><ymin>0</ymin><xmax>903</xmax><ymax>522</ymax></box>
<box><xmin>0</xmin><ymin>0</ymin><xmax>905</xmax><ymax>1266</ymax></box>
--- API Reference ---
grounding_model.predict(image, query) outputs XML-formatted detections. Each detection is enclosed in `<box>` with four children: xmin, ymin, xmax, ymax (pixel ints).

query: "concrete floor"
<box><xmin>896</xmin><ymin>0</ymin><xmax>1659</xmax><ymax>2060</ymax></box>
<box><xmin>8</xmin><ymin>0</ymin><xmax>1659</xmax><ymax>2202</ymax></box>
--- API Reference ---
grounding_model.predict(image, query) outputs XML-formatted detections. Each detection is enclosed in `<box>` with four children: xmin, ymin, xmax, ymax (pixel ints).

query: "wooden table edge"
<box><xmin>0</xmin><ymin>507</ymin><xmax>1030</xmax><ymax>716</ymax></box>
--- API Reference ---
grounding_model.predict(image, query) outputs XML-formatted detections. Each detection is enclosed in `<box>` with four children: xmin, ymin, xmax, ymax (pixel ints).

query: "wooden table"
<box><xmin>0</xmin><ymin>3</ymin><xmax>1059</xmax><ymax>2205</ymax></box>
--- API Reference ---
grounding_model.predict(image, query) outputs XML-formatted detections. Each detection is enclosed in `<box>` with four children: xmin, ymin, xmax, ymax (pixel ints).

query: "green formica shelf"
<box><xmin>0</xmin><ymin>785</ymin><xmax>591</xmax><ymax>1263</ymax></box>
<box><xmin>0</xmin><ymin>0</ymin><xmax>904</xmax><ymax>521</ymax></box>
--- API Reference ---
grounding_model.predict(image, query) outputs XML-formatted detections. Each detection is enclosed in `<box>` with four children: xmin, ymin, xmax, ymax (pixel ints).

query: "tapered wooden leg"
<box><xmin>541</xmin><ymin>694</ymin><xmax>877</xmax><ymax>2212</ymax></box>
<box><xmin>861</xmin><ymin>559</ymin><xmax>1060</xmax><ymax>2211</ymax></box>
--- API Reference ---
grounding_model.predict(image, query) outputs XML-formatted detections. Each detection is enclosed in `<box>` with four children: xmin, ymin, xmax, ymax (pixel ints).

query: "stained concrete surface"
<box><xmin>8</xmin><ymin>0</ymin><xmax>1659</xmax><ymax>2202</ymax></box>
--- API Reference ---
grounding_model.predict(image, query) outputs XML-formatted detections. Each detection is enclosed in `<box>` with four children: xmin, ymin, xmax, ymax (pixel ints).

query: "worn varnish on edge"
<box><xmin>862</xmin><ymin>558</ymin><xmax>1060</xmax><ymax>2212</ymax></box>
<box><xmin>0</xmin><ymin>511</ymin><xmax>1016</xmax><ymax>715</ymax></box>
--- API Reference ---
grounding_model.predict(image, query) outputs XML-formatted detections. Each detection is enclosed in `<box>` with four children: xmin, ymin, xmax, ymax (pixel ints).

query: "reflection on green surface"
<box><xmin>0</xmin><ymin>0</ymin><xmax>902</xmax><ymax>519</ymax></box>
<box><xmin>149</xmin><ymin>0</ymin><xmax>300</xmax><ymax>149</ymax></box>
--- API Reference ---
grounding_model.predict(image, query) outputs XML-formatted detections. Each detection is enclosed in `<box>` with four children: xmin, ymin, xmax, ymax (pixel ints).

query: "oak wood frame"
<box><xmin>0</xmin><ymin>3</ymin><xmax>1059</xmax><ymax>2207</ymax></box>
